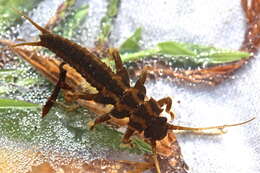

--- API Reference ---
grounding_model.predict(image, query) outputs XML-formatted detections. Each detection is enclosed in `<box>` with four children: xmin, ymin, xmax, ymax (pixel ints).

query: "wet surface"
<box><xmin>0</xmin><ymin>0</ymin><xmax>259</xmax><ymax>173</ymax></box>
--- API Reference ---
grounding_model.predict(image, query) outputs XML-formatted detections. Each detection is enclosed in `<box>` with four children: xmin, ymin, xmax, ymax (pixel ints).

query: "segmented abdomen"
<box><xmin>39</xmin><ymin>33</ymin><xmax>126</xmax><ymax>96</ymax></box>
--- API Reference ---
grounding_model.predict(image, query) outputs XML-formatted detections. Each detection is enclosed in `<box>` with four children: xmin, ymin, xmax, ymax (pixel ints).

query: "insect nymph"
<box><xmin>13</xmin><ymin>10</ymin><xmax>254</xmax><ymax>173</ymax></box>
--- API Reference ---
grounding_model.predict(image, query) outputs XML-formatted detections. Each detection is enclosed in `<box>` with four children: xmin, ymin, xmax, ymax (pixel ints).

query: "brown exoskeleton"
<box><xmin>12</xmin><ymin>10</ymin><xmax>255</xmax><ymax>173</ymax></box>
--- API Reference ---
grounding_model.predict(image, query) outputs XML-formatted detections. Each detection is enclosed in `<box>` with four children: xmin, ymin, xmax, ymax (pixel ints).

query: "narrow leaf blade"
<box><xmin>107</xmin><ymin>0</ymin><xmax>120</xmax><ymax>17</ymax></box>
<box><xmin>120</xmin><ymin>28</ymin><xmax>142</xmax><ymax>54</ymax></box>
<box><xmin>157</xmin><ymin>41</ymin><xmax>196</xmax><ymax>56</ymax></box>
<box><xmin>0</xmin><ymin>98</ymin><xmax>40</xmax><ymax>109</ymax></box>
<box><xmin>205</xmin><ymin>51</ymin><xmax>250</xmax><ymax>64</ymax></box>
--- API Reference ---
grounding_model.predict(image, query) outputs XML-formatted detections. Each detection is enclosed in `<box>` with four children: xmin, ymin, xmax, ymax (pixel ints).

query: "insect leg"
<box><xmin>76</xmin><ymin>92</ymin><xmax>116</xmax><ymax>105</ymax></box>
<box><xmin>168</xmin><ymin>117</ymin><xmax>255</xmax><ymax>132</ymax></box>
<box><xmin>42</xmin><ymin>62</ymin><xmax>72</xmax><ymax>117</ymax></box>
<box><xmin>119</xmin><ymin>127</ymin><xmax>135</xmax><ymax>149</ymax></box>
<box><xmin>122</xmin><ymin>127</ymin><xmax>135</xmax><ymax>144</ymax></box>
<box><xmin>150</xmin><ymin>140</ymin><xmax>161</xmax><ymax>173</ymax></box>
<box><xmin>93</xmin><ymin>93</ymin><xmax>116</xmax><ymax>105</ymax></box>
<box><xmin>157</xmin><ymin>97</ymin><xmax>176</xmax><ymax>119</ymax></box>
<box><xmin>109</xmin><ymin>48</ymin><xmax>130</xmax><ymax>86</ymax></box>
<box><xmin>133</xmin><ymin>71</ymin><xmax>147</xmax><ymax>101</ymax></box>
<box><xmin>88</xmin><ymin>113</ymin><xmax>111</xmax><ymax>130</ymax></box>
<box><xmin>134</xmin><ymin>71</ymin><xmax>147</xmax><ymax>89</ymax></box>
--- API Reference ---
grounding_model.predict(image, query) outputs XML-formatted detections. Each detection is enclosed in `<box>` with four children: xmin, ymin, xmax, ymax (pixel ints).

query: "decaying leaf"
<box><xmin>132</xmin><ymin>60</ymin><xmax>245</xmax><ymax>86</ymax></box>
<box><xmin>0</xmin><ymin>147</ymin><xmax>152</xmax><ymax>173</ymax></box>
<box><xmin>26</xmin><ymin>160</ymin><xmax>152</xmax><ymax>173</ymax></box>
<box><xmin>154</xmin><ymin>132</ymin><xmax>189</xmax><ymax>173</ymax></box>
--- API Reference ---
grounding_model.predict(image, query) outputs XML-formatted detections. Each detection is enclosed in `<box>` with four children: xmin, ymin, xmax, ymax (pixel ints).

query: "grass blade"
<box><xmin>0</xmin><ymin>98</ymin><xmax>40</xmax><ymax>109</ymax></box>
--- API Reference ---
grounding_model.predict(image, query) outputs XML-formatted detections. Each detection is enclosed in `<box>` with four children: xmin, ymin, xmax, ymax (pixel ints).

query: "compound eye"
<box><xmin>144</xmin><ymin>117</ymin><xmax>168</xmax><ymax>140</ymax></box>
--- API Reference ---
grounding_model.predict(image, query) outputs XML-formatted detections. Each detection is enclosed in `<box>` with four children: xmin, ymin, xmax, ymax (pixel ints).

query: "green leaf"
<box><xmin>132</xmin><ymin>136</ymin><xmax>152</xmax><ymax>153</ymax></box>
<box><xmin>187</xmin><ymin>43</ymin><xmax>217</xmax><ymax>53</ymax></box>
<box><xmin>0</xmin><ymin>69</ymin><xmax>19</xmax><ymax>73</ymax></box>
<box><xmin>0</xmin><ymin>69</ymin><xmax>22</xmax><ymax>76</ymax></box>
<box><xmin>0</xmin><ymin>98</ymin><xmax>40</xmax><ymax>109</ymax></box>
<box><xmin>185</xmin><ymin>42</ymin><xmax>250</xmax><ymax>63</ymax></box>
<box><xmin>198</xmin><ymin>50</ymin><xmax>250</xmax><ymax>64</ymax></box>
<box><xmin>63</xmin><ymin>5</ymin><xmax>89</xmax><ymax>39</ymax></box>
<box><xmin>0</xmin><ymin>0</ymin><xmax>43</xmax><ymax>33</ymax></box>
<box><xmin>107</xmin><ymin>0</ymin><xmax>120</xmax><ymax>17</ymax></box>
<box><xmin>0</xmin><ymin>86</ymin><xmax>10</xmax><ymax>94</ymax></box>
<box><xmin>0</xmin><ymin>69</ymin><xmax>40</xmax><ymax>86</ymax></box>
<box><xmin>157</xmin><ymin>41</ymin><xmax>196</xmax><ymax>56</ymax></box>
<box><xmin>120</xmin><ymin>28</ymin><xmax>142</xmax><ymax>54</ymax></box>
<box><xmin>53</xmin><ymin>4</ymin><xmax>89</xmax><ymax>39</ymax></box>
<box><xmin>118</xmin><ymin>41</ymin><xmax>250</xmax><ymax>67</ymax></box>
<box><xmin>97</xmin><ymin>0</ymin><xmax>121</xmax><ymax>43</ymax></box>
<box><xmin>0</xmin><ymin>69</ymin><xmax>20</xmax><ymax>83</ymax></box>
<box><xmin>16</xmin><ymin>77</ymin><xmax>40</xmax><ymax>86</ymax></box>
<box><xmin>0</xmin><ymin>104</ymin><xmax>151</xmax><ymax>154</ymax></box>
<box><xmin>119</xmin><ymin>49</ymin><xmax>158</xmax><ymax>63</ymax></box>
<box><xmin>91</xmin><ymin>124</ymin><xmax>151</xmax><ymax>154</ymax></box>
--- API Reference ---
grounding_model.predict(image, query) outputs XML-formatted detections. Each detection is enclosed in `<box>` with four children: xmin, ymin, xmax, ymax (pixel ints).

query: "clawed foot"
<box><xmin>168</xmin><ymin>111</ymin><xmax>176</xmax><ymax>120</ymax></box>
<box><xmin>88</xmin><ymin>120</ymin><xmax>96</xmax><ymax>130</ymax></box>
